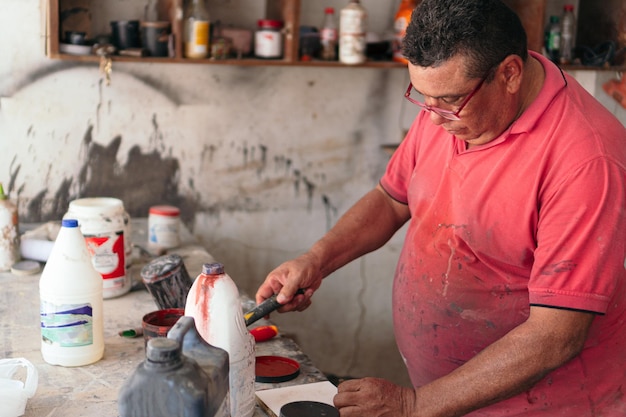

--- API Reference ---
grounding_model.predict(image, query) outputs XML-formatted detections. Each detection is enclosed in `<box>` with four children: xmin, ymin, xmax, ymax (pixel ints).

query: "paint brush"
<box><xmin>244</xmin><ymin>289</ymin><xmax>305</xmax><ymax>327</ymax></box>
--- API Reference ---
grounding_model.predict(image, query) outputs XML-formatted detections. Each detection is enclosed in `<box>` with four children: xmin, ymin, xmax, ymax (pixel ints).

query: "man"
<box><xmin>255</xmin><ymin>0</ymin><xmax>626</xmax><ymax>415</ymax></box>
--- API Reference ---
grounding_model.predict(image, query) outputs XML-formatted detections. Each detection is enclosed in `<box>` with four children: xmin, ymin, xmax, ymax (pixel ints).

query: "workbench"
<box><xmin>0</xmin><ymin>219</ymin><xmax>327</xmax><ymax>416</ymax></box>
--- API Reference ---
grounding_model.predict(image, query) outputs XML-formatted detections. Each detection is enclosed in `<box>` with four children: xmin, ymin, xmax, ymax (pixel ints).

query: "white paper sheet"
<box><xmin>255</xmin><ymin>381</ymin><xmax>338</xmax><ymax>417</ymax></box>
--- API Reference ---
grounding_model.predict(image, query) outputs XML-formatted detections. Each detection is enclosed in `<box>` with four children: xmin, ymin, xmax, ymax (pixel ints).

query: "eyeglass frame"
<box><xmin>404</xmin><ymin>64</ymin><xmax>497</xmax><ymax>121</ymax></box>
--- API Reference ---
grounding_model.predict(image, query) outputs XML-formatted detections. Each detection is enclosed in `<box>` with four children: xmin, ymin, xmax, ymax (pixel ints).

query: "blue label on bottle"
<box><xmin>41</xmin><ymin>301</ymin><xmax>94</xmax><ymax>347</ymax></box>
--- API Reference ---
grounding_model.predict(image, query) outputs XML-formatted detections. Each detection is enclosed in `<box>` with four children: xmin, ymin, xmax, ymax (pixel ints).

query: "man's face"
<box><xmin>407</xmin><ymin>55</ymin><xmax>518</xmax><ymax>147</ymax></box>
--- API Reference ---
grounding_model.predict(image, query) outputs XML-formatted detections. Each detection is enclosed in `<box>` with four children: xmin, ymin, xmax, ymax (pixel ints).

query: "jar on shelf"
<box><xmin>255</xmin><ymin>19</ymin><xmax>284</xmax><ymax>59</ymax></box>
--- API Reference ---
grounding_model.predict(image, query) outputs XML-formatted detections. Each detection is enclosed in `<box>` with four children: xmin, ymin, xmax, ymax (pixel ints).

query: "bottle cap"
<box><xmin>257</xmin><ymin>19</ymin><xmax>283</xmax><ymax>29</ymax></box>
<box><xmin>11</xmin><ymin>260</ymin><xmax>41</xmax><ymax>276</ymax></box>
<box><xmin>149</xmin><ymin>205</ymin><xmax>180</xmax><ymax>216</ymax></box>
<box><xmin>202</xmin><ymin>262</ymin><xmax>224</xmax><ymax>275</ymax></box>
<box><xmin>564</xmin><ymin>4</ymin><xmax>574</xmax><ymax>11</ymax></box>
<box><xmin>62</xmin><ymin>219</ymin><xmax>79</xmax><ymax>228</ymax></box>
<box><xmin>255</xmin><ymin>355</ymin><xmax>300</xmax><ymax>383</ymax></box>
<box><xmin>146</xmin><ymin>338</ymin><xmax>181</xmax><ymax>363</ymax></box>
<box><xmin>325</xmin><ymin>7</ymin><xmax>334</xmax><ymax>14</ymax></box>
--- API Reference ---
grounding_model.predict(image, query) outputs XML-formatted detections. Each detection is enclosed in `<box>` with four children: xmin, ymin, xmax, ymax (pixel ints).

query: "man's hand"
<box><xmin>255</xmin><ymin>252</ymin><xmax>322</xmax><ymax>313</ymax></box>
<box><xmin>334</xmin><ymin>377</ymin><xmax>417</xmax><ymax>417</ymax></box>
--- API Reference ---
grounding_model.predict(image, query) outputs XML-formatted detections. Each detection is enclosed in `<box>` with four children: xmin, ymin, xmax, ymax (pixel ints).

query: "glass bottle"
<box><xmin>544</xmin><ymin>15</ymin><xmax>560</xmax><ymax>63</ymax></box>
<box><xmin>184</xmin><ymin>0</ymin><xmax>210</xmax><ymax>59</ymax></box>
<box><xmin>320</xmin><ymin>7</ymin><xmax>338</xmax><ymax>61</ymax></box>
<box><xmin>339</xmin><ymin>0</ymin><xmax>367</xmax><ymax>65</ymax></box>
<box><xmin>559</xmin><ymin>4</ymin><xmax>576</xmax><ymax>65</ymax></box>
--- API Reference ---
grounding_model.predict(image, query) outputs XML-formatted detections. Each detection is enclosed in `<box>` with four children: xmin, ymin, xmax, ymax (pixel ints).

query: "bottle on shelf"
<box><xmin>320</xmin><ymin>7</ymin><xmax>338</xmax><ymax>61</ymax></box>
<box><xmin>544</xmin><ymin>15</ymin><xmax>560</xmax><ymax>63</ymax></box>
<box><xmin>339</xmin><ymin>0</ymin><xmax>367</xmax><ymax>65</ymax></box>
<box><xmin>559</xmin><ymin>4</ymin><xmax>577</xmax><ymax>65</ymax></box>
<box><xmin>39</xmin><ymin>219</ymin><xmax>104</xmax><ymax>367</ymax></box>
<box><xmin>392</xmin><ymin>0</ymin><xmax>418</xmax><ymax>64</ymax></box>
<box><xmin>184</xmin><ymin>0</ymin><xmax>211</xmax><ymax>59</ymax></box>
<box><xmin>0</xmin><ymin>182</ymin><xmax>19</xmax><ymax>271</ymax></box>
<box><xmin>185</xmin><ymin>262</ymin><xmax>255</xmax><ymax>417</ymax></box>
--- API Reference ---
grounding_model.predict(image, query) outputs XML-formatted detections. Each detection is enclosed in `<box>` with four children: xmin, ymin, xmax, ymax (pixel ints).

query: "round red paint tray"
<box><xmin>280</xmin><ymin>401</ymin><xmax>339</xmax><ymax>417</ymax></box>
<box><xmin>255</xmin><ymin>355</ymin><xmax>300</xmax><ymax>383</ymax></box>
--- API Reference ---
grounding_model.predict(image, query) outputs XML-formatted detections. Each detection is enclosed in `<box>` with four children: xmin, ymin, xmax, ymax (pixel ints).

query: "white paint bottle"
<box><xmin>39</xmin><ymin>219</ymin><xmax>104</xmax><ymax>366</ymax></box>
<box><xmin>185</xmin><ymin>262</ymin><xmax>256</xmax><ymax>417</ymax></box>
<box><xmin>148</xmin><ymin>205</ymin><xmax>181</xmax><ymax>250</ymax></box>
<box><xmin>0</xmin><ymin>183</ymin><xmax>19</xmax><ymax>271</ymax></box>
<box><xmin>339</xmin><ymin>0</ymin><xmax>367</xmax><ymax>65</ymax></box>
<box><xmin>64</xmin><ymin>197</ymin><xmax>131</xmax><ymax>298</ymax></box>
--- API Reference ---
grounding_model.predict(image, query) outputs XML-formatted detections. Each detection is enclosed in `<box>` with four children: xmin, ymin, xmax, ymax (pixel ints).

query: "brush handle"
<box><xmin>244</xmin><ymin>289</ymin><xmax>305</xmax><ymax>327</ymax></box>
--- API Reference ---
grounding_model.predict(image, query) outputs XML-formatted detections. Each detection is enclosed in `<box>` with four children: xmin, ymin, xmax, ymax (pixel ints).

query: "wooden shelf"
<box><xmin>46</xmin><ymin>49</ymin><xmax>623</xmax><ymax>72</ymax></box>
<box><xmin>46</xmin><ymin>0</ymin><xmax>624</xmax><ymax>72</ymax></box>
<box><xmin>46</xmin><ymin>52</ymin><xmax>408</xmax><ymax>69</ymax></box>
<box><xmin>47</xmin><ymin>0</ymin><xmax>408</xmax><ymax>69</ymax></box>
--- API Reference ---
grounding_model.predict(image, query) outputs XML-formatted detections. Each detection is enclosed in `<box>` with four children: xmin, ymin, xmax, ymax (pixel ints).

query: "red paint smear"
<box><xmin>191</xmin><ymin>273</ymin><xmax>219</xmax><ymax>338</ymax></box>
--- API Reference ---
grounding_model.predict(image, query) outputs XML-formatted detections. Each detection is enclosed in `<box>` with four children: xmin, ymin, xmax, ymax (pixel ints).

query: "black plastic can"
<box><xmin>118</xmin><ymin>337</ymin><xmax>211</xmax><ymax>417</ymax></box>
<box><xmin>140</xmin><ymin>254</ymin><xmax>193</xmax><ymax>309</ymax></box>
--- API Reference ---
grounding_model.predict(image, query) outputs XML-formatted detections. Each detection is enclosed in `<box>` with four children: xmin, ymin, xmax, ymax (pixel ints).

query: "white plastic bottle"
<box><xmin>185</xmin><ymin>262</ymin><xmax>256</xmax><ymax>417</ymax></box>
<box><xmin>39</xmin><ymin>219</ymin><xmax>104</xmax><ymax>367</ymax></box>
<box><xmin>339</xmin><ymin>0</ymin><xmax>367</xmax><ymax>65</ymax></box>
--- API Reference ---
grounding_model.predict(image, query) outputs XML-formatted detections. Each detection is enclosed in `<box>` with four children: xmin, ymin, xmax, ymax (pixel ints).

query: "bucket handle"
<box><xmin>0</xmin><ymin>358</ymin><xmax>38</xmax><ymax>398</ymax></box>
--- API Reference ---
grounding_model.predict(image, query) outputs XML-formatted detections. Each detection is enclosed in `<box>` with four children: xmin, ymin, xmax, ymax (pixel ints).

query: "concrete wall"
<box><xmin>1</xmin><ymin>0</ymin><xmax>624</xmax><ymax>388</ymax></box>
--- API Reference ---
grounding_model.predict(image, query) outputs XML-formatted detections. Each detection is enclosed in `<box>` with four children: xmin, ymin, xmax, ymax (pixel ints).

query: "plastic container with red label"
<box><xmin>64</xmin><ymin>197</ymin><xmax>131</xmax><ymax>299</ymax></box>
<box><xmin>255</xmin><ymin>19</ymin><xmax>284</xmax><ymax>59</ymax></box>
<box><xmin>148</xmin><ymin>205</ymin><xmax>181</xmax><ymax>250</ymax></box>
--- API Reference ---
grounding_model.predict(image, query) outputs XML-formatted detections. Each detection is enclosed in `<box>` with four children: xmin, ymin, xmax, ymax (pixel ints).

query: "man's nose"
<box><xmin>427</xmin><ymin>109</ymin><xmax>447</xmax><ymax>125</ymax></box>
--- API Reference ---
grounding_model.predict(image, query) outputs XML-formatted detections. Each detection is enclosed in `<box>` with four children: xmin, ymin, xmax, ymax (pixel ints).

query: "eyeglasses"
<box><xmin>404</xmin><ymin>71</ymin><xmax>491</xmax><ymax>121</ymax></box>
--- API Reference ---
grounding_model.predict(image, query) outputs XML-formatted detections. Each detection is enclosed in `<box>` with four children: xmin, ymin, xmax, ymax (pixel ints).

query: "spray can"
<box><xmin>0</xmin><ymin>183</ymin><xmax>19</xmax><ymax>271</ymax></box>
<box><xmin>185</xmin><ymin>262</ymin><xmax>256</xmax><ymax>417</ymax></box>
<box><xmin>39</xmin><ymin>219</ymin><xmax>104</xmax><ymax>367</ymax></box>
<box><xmin>64</xmin><ymin>197</ymin><xmax>131</xmax><ymax>299</ymax></box>
<box><xmin>140</xmin><ymin>254</ymin><xmax>193</xmax><ymax>310</ymax></box>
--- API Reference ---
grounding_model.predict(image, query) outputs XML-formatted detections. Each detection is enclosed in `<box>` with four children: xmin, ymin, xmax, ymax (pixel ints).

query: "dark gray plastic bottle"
<box><xmin>118</xmin><ymin>337</ymin><xmax>213</xmax><ymax>417</ymax></box>
<box><xmin>168</xmin><ymin>316</ymin><xmax>230</xmax><ymax>417</ymax></box>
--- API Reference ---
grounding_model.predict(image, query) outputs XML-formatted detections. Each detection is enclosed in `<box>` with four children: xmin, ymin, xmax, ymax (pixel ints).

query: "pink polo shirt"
<box><xmin>381</xmin><ymin>52</ymin><xmax>626</xmax><ymax>415</ymax></box>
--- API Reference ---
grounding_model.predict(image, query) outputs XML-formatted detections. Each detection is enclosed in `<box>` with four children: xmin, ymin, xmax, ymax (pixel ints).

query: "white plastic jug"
<box><xmin>0</xmin><ymin>358</ymin><xmax>38</xmax><ymax>417</ymax></box>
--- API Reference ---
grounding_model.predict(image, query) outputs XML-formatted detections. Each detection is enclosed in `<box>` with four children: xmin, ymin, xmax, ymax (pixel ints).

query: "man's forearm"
<box><xmin>413</xmin><ymin>307</ymin><xmax>594</xmax><ymax>416</ymax></box>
